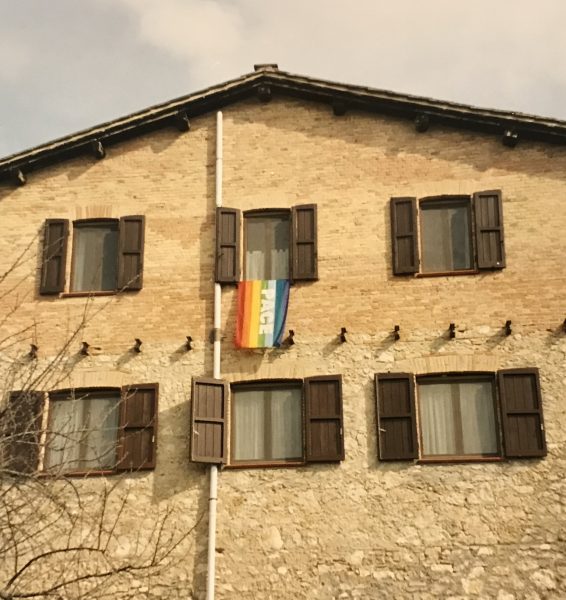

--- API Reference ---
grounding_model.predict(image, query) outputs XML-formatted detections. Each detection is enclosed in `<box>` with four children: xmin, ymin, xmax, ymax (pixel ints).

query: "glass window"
<box><xmin>71</xmin><ymin>221</ymin><xmax>119</xmax><ymax>291</ymax></box>
<box><xmin>245</xmin><ymin>213</ymin><xmax>290</xmax><ymax>280</ymax></box>
<box><xmin>420</xmin><ymin>199</ymin><xmax>472</xmax><ymax>272</ymax></box>
<box><xmin>232</xmin><ymin>384</ymin><xmax>302</xmax><ymax>462</ymax></box>
<box><xmin>44</xmin><ymin>390</ymin><xmax>120</xmax><ymax>472</ymax></box>
<box><xmin>418</xmin><ymin>377</ymin><xmax>498</xmax><ymax>457</ymax></box>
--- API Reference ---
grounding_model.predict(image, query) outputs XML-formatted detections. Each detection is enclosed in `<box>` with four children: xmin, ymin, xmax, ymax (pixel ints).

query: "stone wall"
<box><xmin>0</xmin><ymin>95</ymin><xmax>565</xmax><ymax>598</ymax></box>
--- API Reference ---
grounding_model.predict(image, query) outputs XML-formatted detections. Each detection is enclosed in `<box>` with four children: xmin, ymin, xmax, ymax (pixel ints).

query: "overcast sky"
<box><xmin>2</xmin><ymin>0</ymin><xmax>566</xmax><ymax>158</ymax></box>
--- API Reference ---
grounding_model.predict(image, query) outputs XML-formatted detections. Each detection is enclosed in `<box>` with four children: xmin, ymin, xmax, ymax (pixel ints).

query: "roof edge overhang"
<box><xmin>3</xmin><ymin>67</ymin><xmax>566</xmax><ymax>183</ymax></box>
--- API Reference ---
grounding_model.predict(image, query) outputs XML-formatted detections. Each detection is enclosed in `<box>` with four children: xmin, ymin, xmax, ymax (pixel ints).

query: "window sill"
<box><xmin>227</xmin><ymin>460</ymin><xmax>305</xmax><ymax>469</ymax></box>
<box><xmin>418</xmin><ymin>455</ymin><xmax>503</xmax><ymax>465</ymax></box>
<box><xmin>415</xmin><ymin>270</ymin><xmax>479</xmax><ymax>278</ymax></box>
<box><xmin>40</xmin><ymin>469</ymin><xmax>118</xmax><ymax>478</ymax></box>
<box><xmin>60</xmin><ymin>291</ymin><xmax>118</xmax><ymax>298</ymax></box>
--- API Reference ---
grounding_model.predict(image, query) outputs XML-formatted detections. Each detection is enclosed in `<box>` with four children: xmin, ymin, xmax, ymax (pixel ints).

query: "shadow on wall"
<box><xmin>227</xmin><ymin>96</ymin><xmax>566</xmax><ymax>182</ymax></box>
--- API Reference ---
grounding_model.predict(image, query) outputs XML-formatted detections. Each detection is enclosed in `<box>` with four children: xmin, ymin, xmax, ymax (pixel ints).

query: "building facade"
<box><xmin>1</xmin><ymin>65</ymin><xmax>565</xmax><ymax>599</ymax></box>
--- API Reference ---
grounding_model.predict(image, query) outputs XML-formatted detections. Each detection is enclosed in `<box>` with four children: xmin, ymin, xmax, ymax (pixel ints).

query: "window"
<box><xmin>232</xmin><ymin>382</ymin><xmax>302</xmax><ymax>462</ymax></box>
<box><xmin>390</xmin><ymin>191</ymin><xmax>505</xmax><ymax>276</ymax></box>
<box><xmin>418</xmin><ymin>376</ymin><xmax>498</xmax><ymax>458</ymax></box>
<box><xmin>245</xmin><ymin>212</ymin><xmax>290</xmax><ymax>280</ymax></box>
<box><xmin>375</xmin><ymin>369</ymin><xmax>546</xmax><ymax>462</ymax></box>
<box><xmin>45</xmin><ymin>390</ymin><xmax>120</xmax><ymax>471</ymax></box>
<box><xmin>71</xmin><ymin>220</ymin><xmax>119</xmax><ymax>291</ymax></box>
<box><xmin>190</xmin><ymin>375</ymin><xmax>344</xmax><ymax>466</ymax></box>
<box><xmin>40</xmin><ymin>216</ymin><xmax>145</xmax><ymax>295</ymax></box>
<box><xmin>215</xmin><ymin>205</ymin><xmax>317</xmax><ymax>283</ymax></box>
<box><xmin>2</xmin><ymin>384</ymin><xmax>157</xmax><ymax>475</ymax></box>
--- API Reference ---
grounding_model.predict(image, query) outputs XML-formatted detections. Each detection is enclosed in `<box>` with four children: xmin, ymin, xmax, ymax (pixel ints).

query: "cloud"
<box><xmin>2</xmin><ymin>0</ymin><xmax>566</xmax><ymax>156</ymax></box>
<box><xmin>0</xmin><ymin>35</ymin><xmax>32</xmax><ymax>83</ymax></box>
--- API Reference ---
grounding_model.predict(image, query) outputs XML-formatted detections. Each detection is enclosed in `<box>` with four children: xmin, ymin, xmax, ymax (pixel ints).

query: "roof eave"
<box><xmin>2</xmin><ymin>68</ymin><xmax>566</xmax><ymax>183</ymax></box>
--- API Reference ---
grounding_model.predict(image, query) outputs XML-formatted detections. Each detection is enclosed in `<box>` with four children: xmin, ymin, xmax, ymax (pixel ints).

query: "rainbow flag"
<box><xmin>236</xmin><ymin>280</ymin><xmax>290</xmax><ymax>348</ymax></box>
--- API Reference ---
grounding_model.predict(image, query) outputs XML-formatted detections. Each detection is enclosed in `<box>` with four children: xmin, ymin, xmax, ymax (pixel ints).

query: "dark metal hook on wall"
<box><xmin>393</xmin><ymin>325</ymin><xmax>400</xmax><ymax>341</ymax></box>
<box><xmin>449</xmin><ymin>323</ymin><xmax>456</xmax><ymax>339</ymax></box>
<box><xmin>185</xmin><ymin>336</ymin><xmax>193</xmax><ymax>351</ymax></box>
<box><xmin>339</xmin><ymin>327</ymin><xmax>347</xmax><ymax>343</ymax></box>
<box><xmin>504</xmin><ymin>320</ymin><xmax>512</xmax><ymax>336</ymax></box>
<box><xmin>133</xmin><ymin>338</ymin><xmax>143</xmax><ymax>353</ymax></box>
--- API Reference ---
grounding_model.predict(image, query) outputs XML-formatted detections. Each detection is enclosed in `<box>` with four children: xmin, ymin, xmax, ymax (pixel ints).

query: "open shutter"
<box><xmin>116</xmin><ymin>384</ymin><xmax>157</xmax><ymax>470</ymax></box>
<box><xmin>291</xmin><ymin>204</ymin><xmax>318</xmax><ymax>281</ymax></box>
<box><xmin>117</xmin><ymin>215</ymin><xmax>145</xmax><ymax>290</ymax></box>
<box><xmin>390</xmin><ymin>198</ymin><xmax>418</xmax><ymax>275</ymax></box>
<box><xmin>3</xmin><ymin>391</ymin><xmax>44</xmax><ymax>474</ymax></box>
<box><xmin>40</xmin><ymin>219</ymin><xmax>69</xmax><ymax>294</ymax></box>
<box><xmin>473</xmin><ymin>190</ymin><xmax>505</xmax><ymax>270</ymax></box>
<box><xmin>498</xmin><ymin>368</ymin><xmax>546</xmax><ymax>458</ymax></box>
<box><xmin>375</xmin><ymin>373</ymin><xmax>418</xmax><ymax>460</ymax></box>
<box><xmin>305</xmin><ymin>375</ymin><xmax>344</xmax><ymax>462</ymax></box>
<box><xmin>215</xmin><ymin>208</ymin><xmax>240</xmax><ymax>284</ymax></box>
<box><xmin>190</xmin><ymin>378</ymin><xmax>228</xmax><ymax>464</ymax></box>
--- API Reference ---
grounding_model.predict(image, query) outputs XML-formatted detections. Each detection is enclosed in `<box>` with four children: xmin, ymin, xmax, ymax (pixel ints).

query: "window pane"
<box><xmin>72</xmin><ymin>223</ymin><xmax>118</xmax><ymax>291</ymax></box>
<box><xmin>421</xmin><ymin>202</ymin><xmax>472</xmax><ymax>272</ymax></box>
<box><xmin>45</xmin><ymin>392</ymin><xmax>119</xmax><ymax>471</ymax></box>
<box><xmin>232</xmin><ymin>386</ymin><xmax>302</xmax><ymax>461</ymax></box>
<box><xmin>419</xmin><ymin>380</ymin><xmax>497</xmax><ymax>457</ymax></box>
<box><xmin>245</xmin><ymin>215</ymin><xmax>289</xmax><ymax>280</ymax></box>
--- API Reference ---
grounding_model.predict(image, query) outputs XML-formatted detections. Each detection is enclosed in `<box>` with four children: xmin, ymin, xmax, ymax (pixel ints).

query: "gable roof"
<box><xmin>3</xmin><ymin>64</ymin><xmax>566</xmax><ymax>184</ymax></box>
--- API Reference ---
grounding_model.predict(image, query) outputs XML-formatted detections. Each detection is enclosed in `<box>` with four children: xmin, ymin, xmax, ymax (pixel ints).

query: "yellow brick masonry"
<box><xmin>0</xmin><ymin>96</ymin><xmax>565</xmax><ymax>598</ymax></box>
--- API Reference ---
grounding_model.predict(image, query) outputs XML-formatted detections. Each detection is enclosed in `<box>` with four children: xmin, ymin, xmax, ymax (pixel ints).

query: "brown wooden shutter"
<box><xmin>390</xmin><ymin>198</ymin><xmax>418</xmax><ymax>275</ymax></box>
<box><xmin>40</xmin><ymin>219</ymin><xmax>69</xmax><ymax>294</ymax></box>
<box><xmin>291</xmin><ymin>204</ymin><xmax>318</xmax><ymax>281</ymax></box>
<box><xmin>473</xmin><ymin>190</ymin><xmax>505</xmax><ymax>270</ymax></box>
<box><xmin>3</xmin><ymin>391</ymin><xmax>44</xmax><ymax>474</ymax></box>
<box><xmin>375</xmin><ymin>373</ymin><xmax>418</xmax><ymax>460</ymax></box>
<box><xmin>117</xmin><ymin>215</ymin><xmax>145</xmax><ymax>290</ymax></box>
<box><xmin>215</xmin><ymin>208</ymin><xmax>240</xmax><ymax>284</ymax></box>
<box><xmin>190</xmin><ymin>378</ymin><xmax>228</xmax><ymax>464</ymax></box>
<box><xmin>498</xmin><ymin>368</ymin><xmax>546</xmax><ymax>458</ymax></box>
<box><xmin>305</xmin><ymin>375</ymin><xmax>344</xmax><ymax>462</ymax></box>
<box><xmin>116</xmin><ymin>384</ymin><xmax>157</xmax><ymax>470</ymax></box>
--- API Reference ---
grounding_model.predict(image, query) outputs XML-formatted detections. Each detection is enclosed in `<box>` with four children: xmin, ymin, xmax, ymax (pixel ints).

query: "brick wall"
<box><xmin>0</xmin><ymin>96</ymin><xmax>565</xmax><ymax>598</ymax></box>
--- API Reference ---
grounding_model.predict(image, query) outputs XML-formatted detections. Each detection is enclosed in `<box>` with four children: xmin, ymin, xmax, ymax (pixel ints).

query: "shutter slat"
<box><xmin>40</xmin><ymin>219</ymin><xmax>69</xmax><ymax>294</ymax></box>
<box><xmin>190</xmin><ymin>377</ymin><xmax>228</xmax><ymax>464</ymax></box>
<box><xmin>4</xmin><ymin>391</ymin><xmax>44</xmax><ymax>474</ymax></box>
<box><xmin>291</xmin><ymin>204</ymin><xmax>318</xmax><ymax>281</ymax></box>
<box><xmin>305</xmin><ymin>375</ymin><xmax>344</xmax><ymax>462</ymax></box>
<box><xmin>498</xmin><ymin>368</ymin><xmax>546</xmax><ymax>458</ymax></box>
<box><xmin>215</xmin><ymin>208</ymin><xmax>240</xmax><ymax>284</ymax></box>
<box><xmin>116</xmin><ymin>384</ymin><xmax>157</xmax><ymax>470</ymax></box>
<box><xmin>375</xmin><ymin>373</ymin><xmax>418</xmax><ymax>460</ymax></box>
<box><xmin>117</xmin><ymin>215</ymin><xmax>145</xmax><ymax>290</ymax></box>
<box><xmin>390</xmin><ymin>198</ymin><xmax>418</xmax><ymax>275</ymax></box>
<box><xmin>473</xmin><ymin>190</ymin><xmax>505</xmax><ymax>270</ymax></box>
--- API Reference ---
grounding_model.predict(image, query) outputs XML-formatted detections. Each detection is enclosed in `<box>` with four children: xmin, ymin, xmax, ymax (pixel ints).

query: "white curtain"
<box><xmin>232</xmin><ymin>387</ymin><xmax>301</xmax><ymax>461</ymax></box>
<box><xmin>419</xmin><ymin>381</ymin><xmax>497</xmax><ymax>456</ymax></box>
<box><xmin>45</xmin><ymin>393</ymin><xmax>119</xmax><ymax>471</ymax></box>
<box><xmin>71</xmin><ymin>225</ymin><xmax>118</xmax><ymax>291</ymax></box>
<box><xmin>421</xmin><ymin>204</ymin><xmax>471</xmax><ymax>272</ymax></box>
<box><xmin>245</xmin><ymin>216</ymin><xmax>289</xmax><ymax>280</ymax></box>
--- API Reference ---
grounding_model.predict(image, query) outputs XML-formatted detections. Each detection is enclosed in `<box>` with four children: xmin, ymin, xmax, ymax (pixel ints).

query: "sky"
<box><xmin>2</xmin><ymin>0</ymin><xmax>566</xmax><ymax>158</ymax></box>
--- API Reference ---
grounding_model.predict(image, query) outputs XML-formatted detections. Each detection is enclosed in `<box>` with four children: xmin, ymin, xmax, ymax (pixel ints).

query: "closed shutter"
<box><xmin>305</xmin><ymin>375</ymin><xmax>344</xmax><ymax>462</ymax></box>
<box><xmin>375</xmin><ymin>373</ymin><xmax>418</xmax><ymax>460</ymax></box>
<box><xmin>190</xmin><ymin>378</ymin><xmax>228</xmax><ymax>464</ymax></box>
<box><xmin>215</xmin><ymin>208</ymin><xmax>240</xmax><ymax>284</ymax></box>
<box><xmin>498</xmin><ymin>368</ymin><xmax>546</xmax><ymax>458</ymax></box>
<box><xmin>4</xmin><ymin>391</ymin><xmax>44</xmax><ymax>474</ymax></box>
<box><xmin>291</xmin><ymin>204</ymin><xmax>318</xmax><ymax>281</ymax></box>
<box><xmin>117</xmin><ymin>215</ymin><xmax>145</xmax><ymax>290</ymax></box>
<box><xmin>40</xmin><ymin>219</ymin><xmax>69</xmax><ymax>294</ymax></box>
<box><xmin>116</xmin><ymin>384</ymin><xmax>158</xmax><ymax>470</ymax></box>
<box><xmin>390</xmin><ymin>198</ymin><xmax>418</xmax><ymax>275</ymax></box>
<box><xmin>473</xmin><ymin>190</ymin><xmax>505</xmax><ymax>270</ymax></box>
